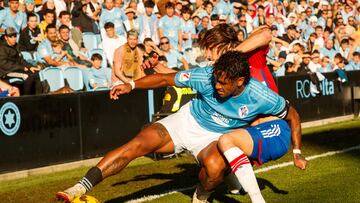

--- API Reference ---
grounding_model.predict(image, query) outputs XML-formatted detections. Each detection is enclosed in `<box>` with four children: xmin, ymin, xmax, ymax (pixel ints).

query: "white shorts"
<box><xmin>157</xmin><ymin>103</ymin><xmax>222</xmax><ymax>158</ymax></box>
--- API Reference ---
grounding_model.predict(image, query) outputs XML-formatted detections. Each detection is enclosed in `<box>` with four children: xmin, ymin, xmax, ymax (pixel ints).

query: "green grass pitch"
<box><xmin>1</xmin><ymin>119</ymin><xmax>360</xmax><ymax>203</ymax></box>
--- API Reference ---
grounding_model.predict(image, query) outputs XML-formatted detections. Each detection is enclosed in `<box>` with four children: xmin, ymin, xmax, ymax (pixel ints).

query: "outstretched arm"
<box><xmin>110</xmin><ymin>73</ymin><xmax>177</xmax><ymax>100</ymax></box>
<box><xmin>235</xmin><ymin>26</ymin><xmax>272</xmax><ymax>53</ymax></box>
<box><xmin>285</xmin><ymin>105</ymin><xmax>308</xmax><ymax>170</ymax></box>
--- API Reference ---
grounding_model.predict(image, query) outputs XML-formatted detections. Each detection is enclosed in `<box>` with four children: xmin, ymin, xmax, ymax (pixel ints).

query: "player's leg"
<box><xmin>218</xmin><ymin>119</ymin><xmax>291</xmax><ymax>203</ymax></box>
<box><xmin>193</xmin><ymin>141</ymin><xmax>228</xmax><ymax>202</ymax></box>
<box><xmin>56</xmin><ymin>123</ymin><xmax>174</xmax><ymax>202</ymax></box>
<box><xmin>217</xmin><ymin>129</ymin><xmax>265</xmax><ymax>203</ymax></box>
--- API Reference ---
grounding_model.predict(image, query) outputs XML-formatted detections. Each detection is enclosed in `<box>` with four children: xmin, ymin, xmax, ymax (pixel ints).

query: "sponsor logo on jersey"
<box><xmin>179</xmin><ymin>72</ymin><xmax>191</xmax><ymax>82</ymax></box>
<box><xmin>238</xmin><ymin>105</ymin><xmax>249</xmax><ymax>118</ymax></box>
<box><xmin>211</xmin><ymin>112</ymin><xmax>230</xmax><ymax>127</ymax></box>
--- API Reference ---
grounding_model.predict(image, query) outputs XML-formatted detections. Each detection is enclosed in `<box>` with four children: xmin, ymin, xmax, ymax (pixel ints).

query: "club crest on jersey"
<box><xmin>238</xmin><ymin>105</ymin><xmax>249</xmax><ymax>118</ymax></box>
<box><xmin>179</xmin><ymin>72</ymin><xmax>191</xmax><ymax>82</ymax></box>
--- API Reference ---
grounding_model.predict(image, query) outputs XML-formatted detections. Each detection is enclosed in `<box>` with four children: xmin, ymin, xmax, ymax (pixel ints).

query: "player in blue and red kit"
<box><xmin>56</xmin><ymin>51</ymin><xmax>306</xmax><ymax>203</ymax></box>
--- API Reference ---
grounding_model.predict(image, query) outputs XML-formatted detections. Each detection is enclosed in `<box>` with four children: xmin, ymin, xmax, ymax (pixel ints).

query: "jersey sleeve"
<box><xmin>259</xmin><ymin>90</ymin><xmax>288</xmax><ymax>119</ymax></box>
<box><xmin>174</xmin><ymin>66</ymin><xmax>212</xmax><ymax>93</ymax></box>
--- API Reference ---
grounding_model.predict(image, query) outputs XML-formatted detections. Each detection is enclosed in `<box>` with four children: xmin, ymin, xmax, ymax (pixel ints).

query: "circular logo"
<box><xmin>0</xmin><ymin>102</ymin><xmax>21</xmax><ymax>136</ymax></box>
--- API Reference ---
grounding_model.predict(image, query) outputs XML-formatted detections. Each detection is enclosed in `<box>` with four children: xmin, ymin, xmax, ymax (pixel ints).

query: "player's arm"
<box><xmin>234</xmin><ymin>26</ymin><xmax>272</xmax><ymax>53</ymax></box>
<box><xmin>284</xmin><ymin>105</ymin><xmax>308</xmax><ymax>170</ymax></box>
<box><xmin>110</xmin><ymin>73</ymin><xmax>176</xmax><ymax>100</ymax></box>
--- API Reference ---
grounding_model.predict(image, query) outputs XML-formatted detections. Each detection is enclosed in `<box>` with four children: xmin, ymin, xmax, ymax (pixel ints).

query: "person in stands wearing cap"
<box><xmin>158</xmin><ymin>2</ymin><xmax>183</xmax><ymax>52</ymax></box>
<box><xmin>123</xmin><ymin>7</ymin><xmax>140</xmax><ymax>33</ymax></box>
<box><xmin>0</xmin><ymin>0</ymin><xmax>26</xmax><ymax>34</ymax></box>
<box><xmin>0</xmin><ymin>27</ymin><xmax>41</xmax><ymax>95</ymax></box>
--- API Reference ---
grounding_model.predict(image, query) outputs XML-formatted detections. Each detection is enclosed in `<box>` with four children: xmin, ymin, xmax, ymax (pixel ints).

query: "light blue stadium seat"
<box><xmin>82</xmin><ymin>32</ymin><xmax>98</xmax><ymax>51</ymax></box>
<box><xmin>81</xmin><ymin>68</ymin><xmax>91</xmax><ymax>91</ymax></box>
<box><xmin>21</xmin><ymin>51</ymin><xmax>37</xmax><ymax>65</ymax></box>
<box><xmin>63</xmin><ymin>67</ymin><xmax>84</xmax><ymax>91</ymax></box>
<box><xmin>40</xmin><ymin>67</ymin><xmax>65</xmax><ymax>92</ymax></box>
<box><xmin>88</xmin><ymin>48</ymin><xmax>108</xmax><ymax>68</ymax></box>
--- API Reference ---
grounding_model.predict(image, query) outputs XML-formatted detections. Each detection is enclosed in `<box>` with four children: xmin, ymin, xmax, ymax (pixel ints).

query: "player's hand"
<box><xmin>293</xmin><ymin>154</ymin><xmax>308</xmax><ymax>170</ymax></box>
<box><xmin>110</xmin><ymin>84</ymin><xmax>132</xmax><ymax>100</ymax></box>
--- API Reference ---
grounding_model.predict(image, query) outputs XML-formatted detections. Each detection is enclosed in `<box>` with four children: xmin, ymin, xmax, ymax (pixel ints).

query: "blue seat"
<box><xmin>63</xmin><ymin>67</ymin><xmax>84</xmax><ymax>91</ymax></box>
<box><xmin>21</xmin><ymin>51</ymin><xmax>37</xmax><ymax>65</ymax></box>
<box><xmin>88</xmin><ymin>48</ymin><xmax>108</xmax><ymax>68</ymax></box>
<box><xmin>82</xmin><ymin>32</ymin><xmax>98</xmax><ymax>51</ymax></box>
<box><xmin>81</xmin><ymin>68</ymin><xmax>92</xmax><ymax>91</ymax></box>
<box><xmin>40</xmin><ymin>67</ymin><xmax>65</xmax><ymax>91</ymax></box>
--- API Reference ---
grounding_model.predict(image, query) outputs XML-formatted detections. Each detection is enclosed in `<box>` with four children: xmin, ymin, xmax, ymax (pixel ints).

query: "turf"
<box><xmin>0</xmin><ymin>119</ymin><xmax>360</xmax><ymax>203</ymax></box>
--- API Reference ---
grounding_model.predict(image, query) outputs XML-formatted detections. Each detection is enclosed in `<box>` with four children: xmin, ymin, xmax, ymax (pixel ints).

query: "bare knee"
<box><xmin>200</xmin><ymin>154</ymin><xmax>227</xmax><ymax>190</ymax></box>
<box><xmin>218</xmin><ymin>133</ymin><xmax>235</xmax><ymax>152</ymax></box>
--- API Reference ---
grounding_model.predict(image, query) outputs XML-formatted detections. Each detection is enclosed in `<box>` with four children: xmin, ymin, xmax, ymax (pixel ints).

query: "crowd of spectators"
<box><xmin>0</xmin><ymin>0</ymin><xmax>359</xmax><ymax>96</ymax></box>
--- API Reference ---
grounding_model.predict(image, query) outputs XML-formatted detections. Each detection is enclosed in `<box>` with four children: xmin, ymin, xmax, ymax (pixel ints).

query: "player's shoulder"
<box><xmin>246</xmin><ymin>78</ymin><xmax>277</xmax><ymax>98</ymax></box>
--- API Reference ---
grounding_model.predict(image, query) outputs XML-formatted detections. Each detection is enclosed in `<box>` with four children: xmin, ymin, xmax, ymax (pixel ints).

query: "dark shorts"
<box><xmin>247</xmin><ymin>119</ymin><xmax>291</xmax><ymax>165</ymax></box>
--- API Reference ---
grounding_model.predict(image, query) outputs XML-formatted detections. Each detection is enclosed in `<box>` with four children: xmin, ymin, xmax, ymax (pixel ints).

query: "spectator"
<box><xmin>159</xmin><ymin>36</ymin><xmax>189</xmax><ymax>70</ymax></box>
<box><xmin>99</xmin><ymin>22</ymin><xmax>126</xmax><ymax>67</ymax></box>
<box><xmin>210</xmin><ymin>14</ymin><xmax>219</xmax><ymax>28</ymax></box>
<box><xmin>100</xmin><ymin>0</ymin><xmax>126</xmax><ymax>39</ymax></box>
<box><xmin>181</xmin><ymin>7</ymin><xmax>196</xmax><ymax>65</ymax></box>
<box><xmin>50</xmin><ymin>40</ymin><xmax>74</xmax><ymax>66</ymax></box>
<box><xmin>58</xmin><ymin>11</ymin><xmax>83</xmax><ymax>49</ymax></box>
<box><xmin>24</xmin><ymin>0</ymin><xmax>40</xmax><ymax>23</ymax></box>
<box><xmin>39</xmin><ymin>9</ymin><xmax>56</xmax><ymax>40</ymax></box>
<box><xmin>158</xmin><ymin>2</ymin><xmax>182</xmax><ymax>51</ymax></box>
<box><xmin>37</xmin><ymin>24</ymin><xmax>65</xmax><ymax>67</ymax></box>
<box><xmin>112</xmin><ymin>30</ymin><xmax>144</xmax><ymax>84</ymax></box>
<box><xmin>72</xmin><ymin>0</ymin><xmax>100</xmax><ymax>34</ymax></box>
<box><xmin>18</xmin><ymin>12</ymin><xmax>41</xmax><ymax>52</ymax></box>
<box><xmin>280</xmin><ymin>24</ymin><xmax>297</xmax><ymax>43</ymax></box>
<box><xmin>333</xmin><ymin>53</ymin><xmax>348</xmax><ymax>83</ymax></box>
<box><xmin>320</xmin><ymin>38</ymin><xmax>338</xmax><ymax>60</ymax></box>
<box><xmin>123</xmin><ymin>8</ymin><xmax>140</xmax><ymax>33</ymax></box>
<box><xmin>88</xmin><ymin>53</ymin><xmax>112</xmax><ymax>89</ymax></box>
<box><xmin>0</xmin><ymin>27</ymin><xmax>40</xmax><ymax>95</ymax></box>
<box><xmin>318</xmin><ymin>56</ymin><xmax>332</xmax><ymax>73</ymax></box>
<box><xmin>197</xmin><ymin>16</ymin><xmax>209</xmax><ymax>34</ymax></box>
<box><xmin>346</xmin><ymin>52</ymin><xmax>360</xmax><ymax>71</ymax></box>
<box><xmin>284</xmin><ymin>61</ymin><xmax>298</xmax><ymax>76</ymax></box>
<box><xmin>138</xmin><ymin>0</ymin><xmax>159</xmax><ymax>44</ymax></box>
<box><xmin>0</xmin><ymin>0</ymin><xmax>26</xmax><ymax>34</ymax></box>
<box><xmin>85</xmin><ymin>0</ymin><xmax>102</xmax><ymax>22</ymax></box>
<box><xmin>58</xmin><ymin>25</ymin><xmax>91</xmax><ymax>68</ymax></box>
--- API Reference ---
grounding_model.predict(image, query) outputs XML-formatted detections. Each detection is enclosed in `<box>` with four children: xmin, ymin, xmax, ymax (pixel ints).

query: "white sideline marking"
<box><xmin>125</xmin><ymin>186</ymin><xmax>196</xmax><ymax>203</ymax></box>
<box><xmin>125</xmin><ymin>145</ymin><xmax>360</xmax><ymax>203</ymax></box>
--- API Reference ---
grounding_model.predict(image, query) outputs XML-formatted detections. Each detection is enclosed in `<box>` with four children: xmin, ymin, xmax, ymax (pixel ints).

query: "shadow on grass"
<box><xmin>105</xmin><ymin>162</ymin><xmax>287</xmax><ymax>203</ymax></box>
<box><xmin>302</xmin><ymin>125</ymin><xmax>360</xmax><ymax>158</ymax></box>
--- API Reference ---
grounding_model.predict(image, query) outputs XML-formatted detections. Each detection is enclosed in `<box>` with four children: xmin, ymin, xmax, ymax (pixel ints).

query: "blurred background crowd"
<box><xmin>0</xmin><ymin>0</ymin><xmax>359</xmax><ymax>96</ymax></box>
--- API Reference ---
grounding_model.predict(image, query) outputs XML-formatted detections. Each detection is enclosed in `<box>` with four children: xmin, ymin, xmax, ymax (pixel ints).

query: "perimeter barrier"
<box><xmin>0</xmin><ymin>71</ymin><xmax>359</xmax><ymax>173</ymax></box>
